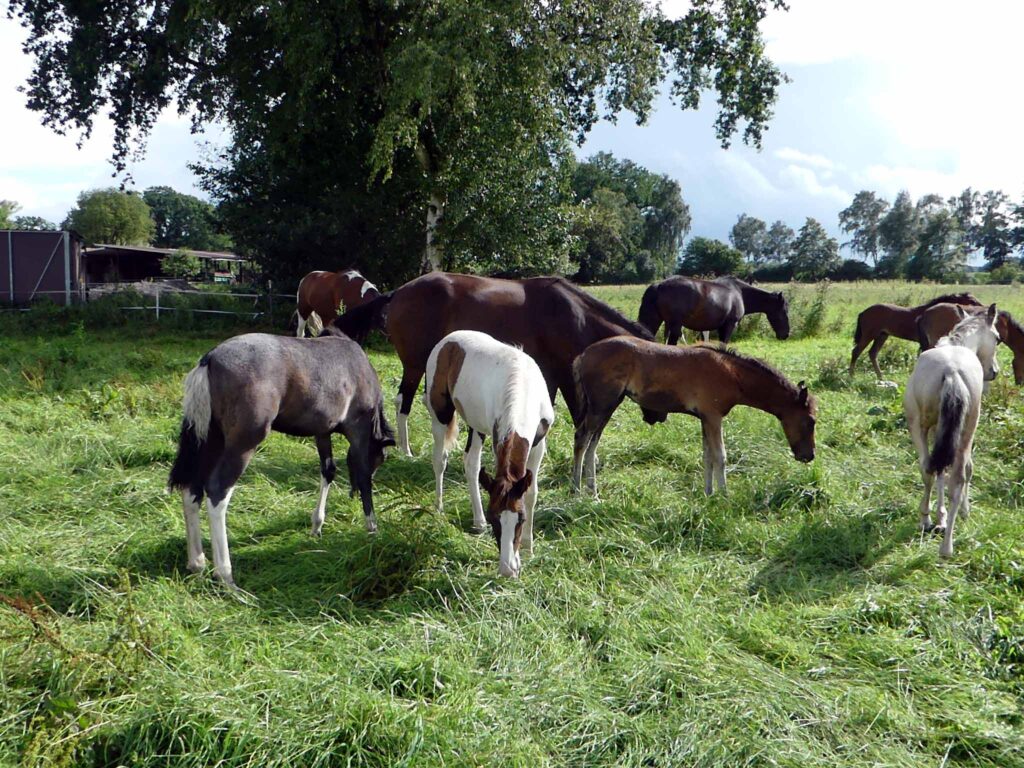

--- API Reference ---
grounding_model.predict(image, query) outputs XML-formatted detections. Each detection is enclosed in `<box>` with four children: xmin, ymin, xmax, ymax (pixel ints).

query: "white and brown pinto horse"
<box><xmin>904</xmin><ymin>305</ymin><xmax>1000</xmax><ymax>558</ymax></box>
<box><xmin>425</xmin><ymin>330</ymin><xmax>554</xmax><ymax>578</ymax></box>
<box><xmin>168</xmin><ymin>328</ymin><xmax>395</xmax><ymax>587</ymax></box>
<box><xmin>572</xmin><ymin>337</ymin><xmax>816</xmax><ymax>496</ymax></box>
<box><xmin>295</xmin><ymin>269</ymin><xmax>380</xmax><ymax>337</ymax></box>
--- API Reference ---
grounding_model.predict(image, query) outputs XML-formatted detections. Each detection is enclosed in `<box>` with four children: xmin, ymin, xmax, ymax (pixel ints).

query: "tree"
<box><xmin>678</xmin><ymin>237</ymin><xmax>745</xmax><ymax>277</ymax></box>
<box><xmin>63</xmin><ymin>189</ymin><xmax>155</xmax><ymax>246</ymax></box>
<box><xmin>838</xmin><ymin>190</ymin><xmax>889</xmax><ymax>267</ymax></box>
<box><xmin>764</xmin><ymin>220</ymin><xmax>795</xmax><ymax>264</ymax></box>
<box><xmin>571</xmin><ymin>188</ymin><xmax>645</xmax><ymax>283</ymax></box>
<box><xmin>975</xmin><ymin>190</ymin><xmax>1013</xmax><ymax>270</ymax></box>
<box><xmin>948</xmin><ymin>188</ymin><xmax>979</xmax><ymax>243</ymax></box>
<box><xmin>876</xmin><ymin>190</ymin><xmax>919</xmax><ymax>278</ymax></box>
<box><xmin>143</xmin><ymin>186</ymin><xmax>232</xmax><ymax>251</ymax></box>
<box><xmin>788</xmin><ymin>218</ymin><xmax>839</xmax><ymax>281</ymax></box>
<box><xmin>729</xmin><ymin>214</ymin><xmax>768</xmax><ymax>264</ymax></box>
<box><xmin>906</xmin><ymin>208</ymin><xmax>966</xmax><ymax>282</ymax></box>
<box><xmin>10</xmin><ymin>0</ymin><xmax>788</xmax><ymax>283</ymax></box>
<box><xmin>162</xmin><ymin>250</ymin><xmax>204</xmax><ymax>280</ymax></box>
<box><xmin>0</xmin><ymin>201</ymin><xmax>20</xmax><ymax>229</ymax></box>
<box><xmin>12</xmin><ymin>216</ymin><xmax>56</xmax><ymax>231</ymax></box>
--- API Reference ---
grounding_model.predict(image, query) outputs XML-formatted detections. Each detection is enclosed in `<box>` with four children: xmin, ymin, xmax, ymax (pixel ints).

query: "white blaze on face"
<box><xmin>498</xmin><ymin>510</ymin><xmax>520</xmax><ymax>577</ymax></box>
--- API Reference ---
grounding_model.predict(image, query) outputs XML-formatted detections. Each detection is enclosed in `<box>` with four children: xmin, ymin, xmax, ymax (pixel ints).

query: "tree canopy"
<box><xmin>63</xmin><ymin>189</ymin><xmax>155</xmax><ymax>246</ymax></box>
<box><xmin>143</xmin><ymin>186</ymin><xmax>232</xmax><ymax>252</ymax></box>
<box><xmin>677</xmin><ymin>237</ymin><xmax>745</xmax><ymax>277</ymax></box>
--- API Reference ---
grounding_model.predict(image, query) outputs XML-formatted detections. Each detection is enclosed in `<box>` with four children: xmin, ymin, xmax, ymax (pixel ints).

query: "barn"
<box><xmin>83</xmin><ymin>244</ymin><xmax>249</xmax><ymax>283</ymax></box>
<box><xmin>0</xmin><ymin>230</ymin><xmax>85</xmax><ymax>306</ymax></box>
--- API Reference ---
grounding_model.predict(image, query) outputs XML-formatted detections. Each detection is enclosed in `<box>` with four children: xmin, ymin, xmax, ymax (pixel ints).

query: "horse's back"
<box><xmin>907</xmin><ymin>346</ymin><xmax>983</xmax><ymax>418</ymax></box>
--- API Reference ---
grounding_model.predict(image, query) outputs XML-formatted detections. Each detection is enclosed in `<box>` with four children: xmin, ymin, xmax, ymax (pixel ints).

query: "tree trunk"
<box><xmin>421</xmin><ymin>191</ymin><xmax>444</xmax><ymax>273</ymax></box>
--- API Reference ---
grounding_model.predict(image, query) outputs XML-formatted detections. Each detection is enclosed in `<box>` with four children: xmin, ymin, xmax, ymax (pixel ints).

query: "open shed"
<box><xmin>0</xmin><ymin>230</ymin><xmax>85</xmax><ymax>306</ymax></box>
<box><xmin>83</xmin><ymin>244</ymin><xmax>248</xmax><ymax>283</ymax></box>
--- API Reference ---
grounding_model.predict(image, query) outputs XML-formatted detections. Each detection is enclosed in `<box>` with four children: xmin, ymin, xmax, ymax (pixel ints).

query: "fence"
<box><xmin>106</xmin><ymin>283</ymin><xmax>294</xmax><ymax>322</ymax></box>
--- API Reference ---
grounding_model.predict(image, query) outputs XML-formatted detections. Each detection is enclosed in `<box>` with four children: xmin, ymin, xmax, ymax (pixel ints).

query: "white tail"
<box><xmin>307</xmin><ymin>311</ymin><xmax>324</xmax><ymax>336</ymax></box>
<box><xmin>183</xmin><ymin>363</ymin><xmax>212</xmax><ymax>441</ymax></box>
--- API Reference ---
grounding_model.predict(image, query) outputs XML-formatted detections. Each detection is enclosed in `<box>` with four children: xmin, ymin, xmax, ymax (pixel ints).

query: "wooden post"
<box><xmin>267</xmin><ymin>280</ymin><xmax>273</xmax><ymax>322</ymax></box>
<box><xmin>155</xmin><ymin>286</ymin><xmax>160</xmax><ymax>321</ymax></box>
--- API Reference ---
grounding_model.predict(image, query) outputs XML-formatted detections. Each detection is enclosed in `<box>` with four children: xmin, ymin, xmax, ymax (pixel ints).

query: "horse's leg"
<box><xmin>584</xmin><ymin>413</ymin><xmax>613</xmax><ymax>497</ymax></box>
<box><xmin>310</xmin><ymin>434</ymin><xmax>335</xmax><ymax>537</ymax></box>
<box><xmin>431</xmin><ymin>418</ymin><xmax>450</xmax><ymax>514</ymax></box>
<box><xmin>961</xmin><ymin>448</ymin><xmax>973</xmax><ymax>519</ymax></box>
<box><xmin>932</xmin><ymin>470</ymin><xmax>947</xmax><ymax>532</ymax></box>
<box><xmin>345</xmin><ymin>429</ymin><xmax>380</xmax><ymax>534</ymax></box>
<box><xmin>295</xmin><ymin>312</ymin><xmax>307</xmax><ymax>338</ymax></box>
<box><xmin>702</xmin><ymin>330</ymin><xmax>711</xmax><ymax>343</ymax></box>
<box><xmin>205</xmin><ymin>439</ymin><xmax>260</xmax><ymax>587</ymax></box>
<box><xmin>702</xmin><ymin>417</ymin><xmax>727</xmax><ymax>493</ymax></box>
<box><xmin>868</xmin><ymin>333</ymin><xmax>889</xmax><ymax>378</ymax></box>
<box><xmin>464</xmin><ymin>430</ymin><xmax>486</xmax><ymax>532</ymax></box>
<box><xmin>907</xmin><ymin>414</ymin><xmax>934</xmax><ymax>531</ymax></box>
<box><xmin>666</xmin><ymin>323</ymin><xmax>684</xmax><ymax>346</ymax></box>
<box><xmin>572</xmin><ymin>421</ymin><xmax>590</xmax><ymax>493</ymax></box>
<box><xmin>521</xmin><ymin>438</ymin><xmax>546</xmax><ymax>555</ymax></box>
<box><xmin>395</xmin><ymin>367</ymin><xmax>423</xmax><ymax>456</ymax></box>
<box><xmin>718</xmin><ymin>319</ymin><xmax>739</xmax><ymax>344</ymax></box>
<box><xmin>182</xmin><ymin>486</ymin><xmax>206</xmax><ymax>573</ymax></box>
<box><xmin>849</xmin><ymin>335</ymin><xmax>871</xmax><ymax>376</ymax></box>
<box><xmin>940</xmin><ymin>460</ymin><xmax>968</xmax><ymax>558</ymax></box>
<box><xmin>701</xmin><ymin>421</ymin><xmax>713</xmax><ymax>495</ymax></box>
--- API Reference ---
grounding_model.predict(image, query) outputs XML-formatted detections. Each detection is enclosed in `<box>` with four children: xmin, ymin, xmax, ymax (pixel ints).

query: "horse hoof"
<box><xmin>310</xmin><ymin>527</ymin><xmax>323</xmax><ymax>538</ymax></box>
<box><xmin>186</xmin><ymin>558</ymin><xmax>207</xmax><ymax>574</ymax></box>
<box><xmin>471</xmin><ymin>523</ymin><xmax>487</xmax><ymax>534</ymax></box>
<box><xmin>931</xmin><ymin>525</ymin><xmax>946</xmax><ymax>536</ymax></box>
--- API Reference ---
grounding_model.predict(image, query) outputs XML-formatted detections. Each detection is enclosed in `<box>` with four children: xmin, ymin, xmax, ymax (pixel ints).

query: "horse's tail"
<box><xmin>332</xmin><ymin>291</ymin><xmax>393</xmax><ymax>346</ymax></box>
<box><xmin>853</xmin><ymin>311</ymin><xmax>864</xmax><ymax>345</ymax></box>
<box><xmin>928</xmin><ymin>374</ymin><xmax>968</xmax><ymax>475</ymax></box>
<box><xmin>373</xmin><ymin>395</ymin><xmax>396</xmax><ymax>447</ymax></box>
<box><xmin>572</xmin><ymin>353</ymin><xmax>589</xmax><ymax>425</ymax></box>
<box><xmin>307</xmin><ymin>311</ymin><xmax>324</xmax><ymax>336</ymax></box>
<box><xmin>637</xmin><ymin>284</ymin><xmax>661</xmax><ymax>335</ymax></box>
<box><xmin>916</xmin><ymin>316</ymin><xmax>932</xmax><ymax>352</ymax></box>
<box><xmin>168</xmin><ymin>355</ymin><xmax>212</xmax><ymax>491</ymax></box>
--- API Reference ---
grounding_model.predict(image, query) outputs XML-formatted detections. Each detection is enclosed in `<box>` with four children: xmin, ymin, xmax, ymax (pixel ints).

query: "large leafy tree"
<box><xmin>838</xmin><ymin>190</ymin><xmax>889</xmax><ymax>267</ymax></box>
<box><xmin>0</xmin><ymin>201</ymin><xmax>20</xmax><ymax>229</ymax></box>
<box><xmin>788</xmin><ymin>217</ymin><xmax>839</xmax><ymax>281</ymax></box>
<box><xmin>906</xmin><ymin>208</ymin><xmax>966</xmax><ymax>282</ymax></box>
<box><xmin>729</xmin><ymin>214</ymin><xmax>768</xmax><ymax>264</ymax></box>
<box><xmin>63</xmin><ymin>189</ymin><xmax>155</xmax><ymax>246</ymax></box>
<box><xmin>12</xmin><ymin>215</ymin><xmax>57</xmax><ymax>231</ymax></box>
<box><xmin>764</xmin><ymin>220</ymin><xmax>795</xmax><ymax>264</ymax></box>
<box><xmin>876</xmin><ymin>190</ymin><xmax>919</xmax><ymax>278</ymax></box>
<box><xmin>974</xmin><ymin>190</ymin><xmax>1014</xmax><ymax>270</ymax></box>
<box><xmin>677</xmin><ymin>237</ymin><xmax>745</xmax><ymax>277</ymax></box>
<box><xmin>9</xmin><ymin>0</ymin><xmax>788</xmax><ymax>284</ymax></box>
<box><xmin>143</xmin><ymin>186</ymin><xmax>232</xmax><ymax>251</ymax></box>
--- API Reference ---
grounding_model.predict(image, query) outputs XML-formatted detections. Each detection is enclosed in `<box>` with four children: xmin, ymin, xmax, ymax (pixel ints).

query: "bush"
<box><xmin>161</xmin><ymin>250</ymin><xmax>203</xmax><ymax>280</ymax></box>
<box><xmin>751</xmin><ymin>261</ymin><xmax>794</xmax><ymax>282</ymax></box>
<box><xmin>984</xmin><ymin>262</ymin><xmax>1024</xmax><ymax>285</ymax></box>
<box><xmin>677</xmin><ymin>237</ymin><xmax>748</xmax><ymax>277</ymax></box>
<box><xmin>830</xmin><ymin>259</ymin><xmax>873</xmax><ymax>281</ymax></box>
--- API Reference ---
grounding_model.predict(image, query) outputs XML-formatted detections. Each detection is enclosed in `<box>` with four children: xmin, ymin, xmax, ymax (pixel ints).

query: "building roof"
<box><xmin>85</xmin><ymin>243</ymin><xmax>246</xmax><ymax>262</ymax></box>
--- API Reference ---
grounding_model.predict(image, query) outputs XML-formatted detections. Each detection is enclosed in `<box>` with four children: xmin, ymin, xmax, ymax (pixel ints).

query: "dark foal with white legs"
<box><xmin>168</xmin><ymin>328</ymin><xmax>395</xmax><ymax>587</ymax></box>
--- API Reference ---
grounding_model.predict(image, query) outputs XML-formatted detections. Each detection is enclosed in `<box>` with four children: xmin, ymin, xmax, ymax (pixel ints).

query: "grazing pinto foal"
<box><xmin>904</xmin><ymin>305</ymin><xmax>1000</xmax><ymax>558</ymax></box>
<box><xmin>918</xmin><ymin>303</ymin><xmax>1024</xmax><ymax>385</ymax></box>
<box><xmin>424</xmin><ymin>331</ymin><xmax>554</xmax><ymax>578</ymax></box>
<box><xmin>295</xmin><ymin>268</ymin><xmax>380</xmax><ymax>337</ymax></box>
<box><xmin>168</xmin><ymin>328</ymin><xmax>395</xmax><ymax>586</ymax></box>
<box><xmin>572</xmin><ymin>337</ymin><xmax>816</xmax><ymax>496</ymax></box>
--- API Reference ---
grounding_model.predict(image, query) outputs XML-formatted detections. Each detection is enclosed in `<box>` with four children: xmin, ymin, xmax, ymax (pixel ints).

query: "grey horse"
<box><xmin>168</xmin><ymin>327</ymin><xmax>395</xmax><ymax>587</ymax></box>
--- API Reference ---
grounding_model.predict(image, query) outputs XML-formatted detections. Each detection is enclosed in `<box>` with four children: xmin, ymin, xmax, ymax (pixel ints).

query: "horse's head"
<box><xmin>954</xmin><ymin>304</ymin><xmax>1001</xmax><ymax>382</ymax></box>
<box><xmin>767</xmin><ymin>292</ymin><xmax>790</xmax><ymax>340</ymax></box>
<box><xmin>478</xmin><ymin>468</ymin><xmax>533</xmax><ymax>578</ymax></box>
<box><xmin>780</xmin><ymin>381</ymin><xmax>817</xmax><ymax>463</ymax></box>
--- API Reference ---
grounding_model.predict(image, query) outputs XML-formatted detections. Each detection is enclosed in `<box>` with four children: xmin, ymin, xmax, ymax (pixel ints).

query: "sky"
<box><xmin>2</xmin><ymin>0</ymin><xmax>1023</xmax><ymax>248</ymax></box>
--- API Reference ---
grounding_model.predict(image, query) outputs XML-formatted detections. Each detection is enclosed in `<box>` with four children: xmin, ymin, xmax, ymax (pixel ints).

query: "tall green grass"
<box><xmin>2</xmin><ymin>282</ymin><xmax>1024</xmax><ymax>767</ymax></box>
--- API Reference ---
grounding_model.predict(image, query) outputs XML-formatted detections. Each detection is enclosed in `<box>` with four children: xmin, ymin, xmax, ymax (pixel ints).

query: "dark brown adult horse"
<box><xmin>637</xmin><ymin>275</ymin><xmax>790</xmax><ymax>344</ymax></box>
<box><xmin>572</xmin><ymin>336</ymin><xmax>816</xmax><ymax>496</ymax></box>
<box><xmin>334</xmin><ymin>272</ymin><xmax>653</xmax><ymax>455</ymax></box>
<box><xmin>849</xmin><ymin>293</ymin><xmax>982</xmax><ymax>377</ymax></box>
<box><xmin>295</xmin><ymin>269</ymin><xmax>380</xmax><ymax>337</ymax></box>
<box><xmin>918</xmin><ymin>303</ymin><xmax>1024</xmax><ymax>384</ymax></box>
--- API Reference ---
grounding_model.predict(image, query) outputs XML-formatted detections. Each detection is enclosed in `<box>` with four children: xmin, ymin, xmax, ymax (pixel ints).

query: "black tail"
<box><xmin>638</xmin><ymin>284</ymin><xmax>661</xmax><ymax>336</ymax></box>
<box><xmin>916</xmin><ymin>317</ymin><xmax>932</xmax><ymax>352</ymax></box>
<box><xmin>572</xmin><ymin>354</ymin><xmax>589</xmax><ymax>427</ymax></box>
<box><xmin>373</xmin><ymin>396</ymin><xmax>396</xmax><ymax>447</ymax></box>
<box><xmin>332</xmin><ymin>292</ymin><xmax>393</xmax><ymax>346</ymax></box>
<box><xmin>928</xmin><ymin>375</ymin><xmax>967</xmax><ymax>475</ymax></box>
<box><xmin>168</xmin><ymin>419</ymin><xmax>204</xmax><ymax>491</ymax></box>
<box><xmin>853</xmin><ymin>312</ymin><xmax>863</xmax><ymax>345</ymax></box>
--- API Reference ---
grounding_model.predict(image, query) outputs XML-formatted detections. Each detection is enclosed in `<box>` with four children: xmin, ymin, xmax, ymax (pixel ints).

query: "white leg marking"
<box><xmin>521</xmin><ymin>439</ymin><xmax>546</xmax><ymax>555</ymax></box>
<box><xmin>182</xmin><ymin>491</ymin><xmax>206</xmax><ymax>572</ymax></box>
<box><xmin>207</xmin><ymin>489</ymin><xmax>235</xmax><ymax>586</ymax></box>
<box><xmin>464</xmin><ymin>431</ymin><xmax>486</xmax><ymax>531</ymax></box>
<box><xmin>311</xmin><ymin>474</ymin><xmax>330</xmax><ymax>536</ymax></box>
<box><xmin>431</xmin><ymin>420</ymin><xmax>450</xmax><ymax>513</ymax></box>
<box><xmin>395</xmin><ymin>390</ymin><xmax>412</xmax><ymax>456</ymax></box>
<box><xmin>498</xmin><ymin>510</ymin><xmax>520</xmax><ymax>578</ymax></box>
<box><xmin>702</xmin><ymin>330</ymin><xmax>711</xmax><ymax>343</ymax></box>
<box><xmin>584</xmin><ymin>435</ymin><xmax>599</xmax><ymax>497</ymax></box>
<box><xmin>296</xmin><ymin>313</ymin><xmax>306</xmax><ymax>338</ymax></box>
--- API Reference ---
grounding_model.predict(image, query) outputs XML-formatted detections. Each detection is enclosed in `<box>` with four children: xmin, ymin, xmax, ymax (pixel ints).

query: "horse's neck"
<box><xmin>734</xmin><ymin>364</ymin><xmax>792</xmax><ymax>418</ymax></box>
<box><xmin>1004</xmin><ymin>320</ymin><xmax>1023</xmax><ymax>355</ymax></box>
<box><xmin>737</xmin><ymin>283</ymin><xmax>771</xmax><ymax>312</ymax></box>
<box><xmin>495</xmin><ymin>432</ymin><xmax>530</xmax><ymax>480</ymax></box>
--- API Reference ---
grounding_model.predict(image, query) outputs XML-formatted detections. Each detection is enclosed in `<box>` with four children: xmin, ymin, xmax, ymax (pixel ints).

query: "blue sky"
<box><xmin>3</xmin><ymin>0</ymin><xmax>1022</xmax><ymax>252</ymax></box>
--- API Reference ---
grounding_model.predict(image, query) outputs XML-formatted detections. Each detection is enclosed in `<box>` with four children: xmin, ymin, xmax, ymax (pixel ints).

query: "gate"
<box><xmin>0</xmin><ymin>230</ymin><xmax>82</xmax><ymax>305</ymax></box>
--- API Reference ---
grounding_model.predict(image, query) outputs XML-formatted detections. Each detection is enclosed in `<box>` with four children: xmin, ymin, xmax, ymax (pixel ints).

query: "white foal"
<box><xmin>424</xmin><ymin>330</ymin><xmax>554</xmax><ymax>578</ymax></box>
<box><xmin>903</xmin><ymin>305</ymin><xmax>1000</xmax><ymax>557</ymax></box>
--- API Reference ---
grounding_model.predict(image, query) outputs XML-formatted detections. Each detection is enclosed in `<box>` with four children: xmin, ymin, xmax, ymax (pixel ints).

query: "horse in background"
<box><xmin>849</xmin><ymin>293</ymin><xmax>982</xmax><ymax>377</ymax></box>
<box><xmin>295</xmin><ymin>269</ymin><xmax>380</xmax><ymax>337</ymax></box>
<box><xmin>333</xmin><ymin>272</ymin><xmax>652</xmax><ymax>456</ymax></box>
<box><xmin>424</xmin><ymin>331</ymin><xmax>553</xmax><ymax>578</ymax></box>
<box><xmin>637</xmin><ymin>275</ymin><xmax>790</xmax><ymax>344</ymax></box>
<box><xmin>918</xmin><ymin>303</ymin><xmax>1024</xmax><ymax>385</ymax></box>
<box><xmin>572</xmin><ymin>336</ymin><xmax>816</xmax><ymax>497</ymax></box>
<box><xmin>168</xmin><ymin>329</ymin><xmax>395</xmax><ymax>587</ymax></box>
<box><xmin>903</xmin><ymin>305</ymin><xmax>1000</xmax><ymax>558</ymax></box>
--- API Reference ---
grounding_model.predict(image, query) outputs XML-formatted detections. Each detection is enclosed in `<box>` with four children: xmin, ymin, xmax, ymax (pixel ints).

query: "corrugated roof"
<box><xmin>86</xmin><ymin>244</ymin><xmax>246</xmax><ymax>261</ymax></box>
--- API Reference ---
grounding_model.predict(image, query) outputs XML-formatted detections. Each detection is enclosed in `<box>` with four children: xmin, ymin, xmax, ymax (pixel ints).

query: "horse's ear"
<box><xmin>511</xmin><ymin>470</ymin><xmax>534</xmax><ymax>499</ymax></box>
<box><xmin>987</xmin><ymin>303</ymin><xmax>998</xmax><ymax>323</ymax></box>
<box><xmin>797</xmin><ymin>381</ymin><xmax>808</xmax><ymax>404</ymax></box>
<box><xmin>478</xmin><ymin>468</ymin><xmax>494</xmax><ymax>493</ymax></box>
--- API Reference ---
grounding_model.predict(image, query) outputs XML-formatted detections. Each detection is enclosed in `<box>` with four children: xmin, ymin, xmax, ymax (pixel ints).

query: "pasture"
<box><xmin>2</xmin><ymin>281</ymin><xmax>1024</xmax><ymax>767</ymax></box>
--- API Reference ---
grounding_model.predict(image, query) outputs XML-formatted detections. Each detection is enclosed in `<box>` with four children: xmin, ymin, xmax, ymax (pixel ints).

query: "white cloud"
<box><xmin>712</xmin><ymin>152</ymin><xmax>777</xmax><ymax>199</ymax></box>
<box><xmin>777</xmin><ymin>164</ymin><xmax>850</xmax><ymax>205</ymax></box>
<box><xmin>773</xmin><ymin>147</ymin><xmax>836</xmax><ymax>172</ymax></box>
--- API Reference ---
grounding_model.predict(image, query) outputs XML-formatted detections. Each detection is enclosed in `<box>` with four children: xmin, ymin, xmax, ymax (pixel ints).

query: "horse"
<box><xmin>295</xmin><ymin>268</ymin><xmax>380</xmax><ymax>337</ymax></box>
<box><xmin>637</xmin><ymin>275</ymin><xmax>790</xmax><ymax>344</ymax></box>
<box><xmin>571</xmin><ymin>336</ymin><xmax>816</xmax><ymax>496</ymax></box>
<box><xmin>333</xmin><ymin>271</ymin><xmax>652</xmax><ymax>456</ymax></box>
<box><xmin>917</xmin><ymin>303</ymin><xmax>1024</xmax><ymax>385</ymax></box>
<box><xmin>424</xmin><ymin>331</ymin><xmax>554</xmax><ymax>578</ymax></box>
<box><xmin>903</xmin><ymin>305</ymin><xmax>1000</xmax><ymax>558</ymax></box>
<box><xmin>167</xmin><ymin>328</ymin><xmax>395</xmax><ymax>587</ymax></box>
<box><xmin>848</xmin><ymin>292</ymin><xmax>982</xmax><ymax>377</ymax></box>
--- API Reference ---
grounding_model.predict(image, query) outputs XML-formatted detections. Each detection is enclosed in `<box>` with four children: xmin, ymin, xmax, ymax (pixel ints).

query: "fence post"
<box><xmin>267</xmin><ymin>280</ymin><xmax>273</xmax><ymax>321</ymax></box>
<box><xmin>155</xmin><ymin>286</ymin><xmax>160</xmax><ymax>321</ymax></box>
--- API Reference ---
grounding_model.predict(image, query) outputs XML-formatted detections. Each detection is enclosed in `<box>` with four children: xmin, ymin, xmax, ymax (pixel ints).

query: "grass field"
<box><xmin>2</xmin><ymin>281</ymin><xmax>1024</xmax><ymax>767</ymax></box>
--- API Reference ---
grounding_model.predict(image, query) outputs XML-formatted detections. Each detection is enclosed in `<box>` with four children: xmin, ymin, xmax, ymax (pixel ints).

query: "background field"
<box><xmin>2</xmin><ymin>282</ymin><xmax>1024</xmax><ymax>767</ymax></box>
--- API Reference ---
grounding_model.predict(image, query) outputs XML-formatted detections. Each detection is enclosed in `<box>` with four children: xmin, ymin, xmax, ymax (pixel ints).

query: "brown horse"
<box><xmin>295</xmin><ymin>269</ymin><xmax>380</xmax><ymax>337</ymax></box>
<box><xmin>918</xmin><ymin>303</ymin><xmax>1024</xmax><ymax>384</ymax></box>
<box><xmin>571</xmin><ymin>336</ymin><xmax>816</xmax><ymax>496</ymax></box>
<box><xmin>638</xmin><ymin>275</ymin><xmax>790</xmax><ymax>344</ymax></box>
<box><xmin>849</xmin><ymin>293</ymin><xmax>982</xmax><ymax>377</ymax></box>
<box><xmin>333</xmin><ymin>272</ymin><xmax>653</xmax><ymax>455</ymax></box>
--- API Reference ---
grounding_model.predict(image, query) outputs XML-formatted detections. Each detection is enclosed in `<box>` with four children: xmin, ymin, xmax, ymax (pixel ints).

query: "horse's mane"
<box><xmin>917</xmin><ymin>293</ymin><xmax>981</xmax><ymax>310</ymax></box>
<box><xmin>539</xmin><ymin>277</ymin><xmax>655</xmax><ymax>340</ymax></box>
<box><xmin>940</xmin><ymin>312</ymin><xmax>994</xmax><ymax>346</ymax></box>
<box><xmin>318</xmin><ymin>325</ymin><xmax>351</xmax><ymax>340</ymax></box>
<box><xmin>702</xmin><ymin>344</ymin><xmax>801</xmax><ymax>398</ymax></box>
<box><xmin>1001</xmin><ymin>311</ymin><xmax>1024</xmax><ymax>340</ymax></box>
